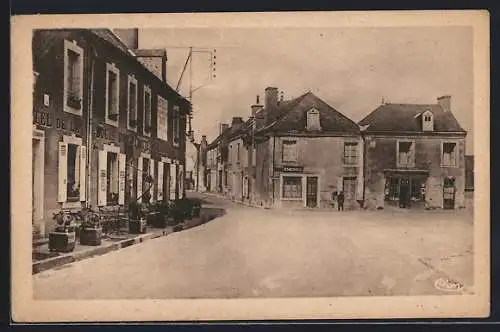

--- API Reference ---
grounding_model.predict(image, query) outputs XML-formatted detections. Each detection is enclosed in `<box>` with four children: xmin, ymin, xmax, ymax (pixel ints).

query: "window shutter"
<box><xmin>79</xmin><ymin>145</ymin><xmax>86</xmax><ymax>201</ymax></box>
<box><xmin>137</xmin><ymin>157</ymin><xmax>143</xmax><ymax>203</ymax></box>
<box><xmin>356</xmin><ymin>142</ymin><xmax>364</xmax><ymax>200</ymax></box>
<box><xmin>170</xmin><ymin>163</ymin><xmax>176</xmax><ymax>200</ymax></box>
<box><xmin>149</xmin><ymin>160</ymin><xmax>154</xmax><ymax>203</ymax></box>
<box><xmin>179</xmin><ymin>165</ymin><xmax>184</xmax><ymax>198</ymax></box>
<box><xmin>118</xmin><ymin>153</ymin><xmax>126</xmax><ymax>205</ymax></box>
<box><xmin>58</xmin><ymin>142</ymin><xmax>68</xmax><ymax>202</ymax></box>
<box><xmin>98</xmin><ymin>150</ymin><xmax>107</xmax><ymax>206</ymax></box>
<box><xmin>157</xmin><ymin>161</ymin><xmax>164</xmax><ymax>201</ymax></box>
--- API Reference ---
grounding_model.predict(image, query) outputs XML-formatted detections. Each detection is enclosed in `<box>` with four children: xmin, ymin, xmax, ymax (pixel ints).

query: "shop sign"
<box><xmin>33</xmin><ymin>110</ymin><xmax>81</xmax><ymax>134</ymax></box>
<box><xmin>275</xmin><ymin>165</ymin><xmax>304</xmax><ymax>173</ymax></box>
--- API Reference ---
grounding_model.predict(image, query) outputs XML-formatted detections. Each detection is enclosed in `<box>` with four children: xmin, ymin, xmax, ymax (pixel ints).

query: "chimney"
<box><xmin>220</xmin><ymin>123</ymin><xmax>229</xmax><ymax>134</ymax></box>
<box><xmin>231</xmin><ymin>117</ymin><xmax>244</xmax><ymax>132</ymax></box>
<box><xmin>279</xmin><ymin>91</ymin><xmax>284</xmax><ymax>103</ymax></box>
<box><xmin>134</xmin><ymin>49</ymin><xmax>168</xmax><ymax>83</ymax></box>
<box><xmin>265</xmin><ymin>87</ymin><xmax>279</xmax><ymax>109</ymax></box>
<box><xmin>251</xmin><ymin>95</ymin><xmax>264</xmax><ymax>117</ymax></box>
<box><xmin>437</xmin><ymin>95</ymin><xmax>451</xmax><ymax>112</ymax></box>
<box><xmin>201</xmin><ymin>135</ymin><xmax>207</xmax><ymax>143</ymax></box>
<box><xmin>112</xmin><ymin>28</ymin><xmax>139</xmax><ymax>49</ymax></box>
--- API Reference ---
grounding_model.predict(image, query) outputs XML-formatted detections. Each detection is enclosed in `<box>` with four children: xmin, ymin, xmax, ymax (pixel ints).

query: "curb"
<box><xmin>32</xmin><ymin>229</ymin><xmax>171</xmax><ymax>275</ymax></box>
<box><xmin>200</xmin><ymin>192</ymin><xmax>269</xmax><ymax>209</ymax></box>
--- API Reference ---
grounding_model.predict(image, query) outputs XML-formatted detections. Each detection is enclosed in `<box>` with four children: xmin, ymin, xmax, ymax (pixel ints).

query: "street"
<box><xmin>33</xmin><ymin>193</ymin><xmax>474</xmax><ymax>299</ymax></box>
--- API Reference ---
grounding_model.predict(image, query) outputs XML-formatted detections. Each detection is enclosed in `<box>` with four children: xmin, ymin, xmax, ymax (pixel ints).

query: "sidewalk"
<box><xmin>32</xmin><ymin>206</ymin><xmax>225</xmax><ymax>275</ymax></box>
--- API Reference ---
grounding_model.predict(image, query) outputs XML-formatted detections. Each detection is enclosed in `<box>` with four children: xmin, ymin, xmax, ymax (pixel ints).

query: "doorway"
<box><xmin>306</xmin><ymin>176</ymin><xmax>318</xmax><ymax>208</ymax></box>
<box><xmin>399</xmin><ymin>177</ymin><xmax>410</xmax><ymax>208</ymax></box>
<box><xmin>443</xmin><ymin>177</ymin><xmax>456</xmax><ymax>209</ymax></box>
<box><xmin>32</xmin><ymin>135</ymin><xmax>44</xmax><ymax>222</ymax></box>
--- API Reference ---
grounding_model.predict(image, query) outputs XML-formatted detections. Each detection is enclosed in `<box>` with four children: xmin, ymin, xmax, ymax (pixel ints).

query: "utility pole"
<box><xmin>175</xmin><ymin>46</ymin><xmax>216</xmax><ymax>193</ymax></box>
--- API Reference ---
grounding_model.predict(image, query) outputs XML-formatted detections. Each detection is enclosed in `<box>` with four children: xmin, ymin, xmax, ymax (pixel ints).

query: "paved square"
<box><xmin>34</xmin><ymin>194</ymin><xmax>473</xmax><ymax>299</ymax></box>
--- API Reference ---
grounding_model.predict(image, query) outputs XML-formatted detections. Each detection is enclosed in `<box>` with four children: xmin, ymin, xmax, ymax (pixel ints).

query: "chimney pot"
<box><xmin>437</xmin><ymin>95</ymin><xmax>451</xmax><ymax>112</ymax></box>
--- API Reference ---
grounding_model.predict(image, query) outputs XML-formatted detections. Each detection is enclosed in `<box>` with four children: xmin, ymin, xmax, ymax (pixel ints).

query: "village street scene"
<box><xmin>31</xmin><ymin>27</ymin><xmax>475</xmax><ymax>299</ymax></box>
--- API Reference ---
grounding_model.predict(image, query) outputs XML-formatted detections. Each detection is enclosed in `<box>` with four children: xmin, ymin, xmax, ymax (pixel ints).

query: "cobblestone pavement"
<box><xmin>34</xmin><ymin>192</ymin><xmax>474</xmax><ymax>299</ymax></box>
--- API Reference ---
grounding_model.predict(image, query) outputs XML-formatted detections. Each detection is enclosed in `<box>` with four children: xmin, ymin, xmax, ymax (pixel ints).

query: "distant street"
<box><xmin>34</xmin><ymin>192</ymin><xmax>474</xmax><ymax>299</ymax></box>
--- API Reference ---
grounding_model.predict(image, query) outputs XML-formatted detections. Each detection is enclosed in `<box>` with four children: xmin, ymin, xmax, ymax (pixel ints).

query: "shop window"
<box><xmin>127</xmin><ymin>76</ymin><xmax>138</xmax><ymax>130</ymax></box>
<box><xmin>63</xmin><ymin>40</ymin><xmax>84</xmax><ymax>115</ymax></box>
<box><xmin>66</xmin><ymin>143</ymin><xmax>81</xmax><ymax>201</ymax></box>
<box><xmin>143</xmin><ymin>87</ymin><xmax>152</xmax><ymax>135</ymax></box>
<box><xmin>385</xmin><ymin>177</ymin><xmax>399</xmax><ymax>201</ymax></box>
<box><xmin>282</xmin><ymin>176</ymin><xmax>302</xmax><ymax>199</ymax></box>
<box><xmin>107</xmin><ymin>152</ymin><xmax>119</xmax><ymax>205</ymax></box>
<box><xmin>342</xmin><ymin>176</ymin><xmax>357</xmax><ymax>200</ymax></box>
<box><xmin>105</xmin><ymin>63</ymin><xmax>120</xmax><ymax>125</ymax></box>
<box><xmin>343</xmin><ymin>142</ymin><xmax>358</xmax><ymax>165</ymax></box>
<box><xmin>410</xmin><ymin>179</ymin><xmax>426</xmax><ymax>201</ymax></box>
<box><xmin>282</xmin><ymin>140</ymin><xmax>298</xmax><ymax>163</ymax></box>
<box><xmin>397</xmin><ymin>141</ymin><xmax>415</xmax><ymax>167</ymax></box>
<box><xmin>442</xmin><ymin>142</ymin><xmax>458</xmax><ymax>167</ymax></box>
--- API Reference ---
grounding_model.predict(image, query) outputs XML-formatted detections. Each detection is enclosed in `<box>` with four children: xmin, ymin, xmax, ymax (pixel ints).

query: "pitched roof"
<box><xmin>257</xmin><ymin>91</ymin><xmax>360</xmax><ymax>134</ymax></box>
<box><xmin>89</xmin><ymin>29</ymin><xmax>133</xmax><ymax>55</ymax></box>
<box><xmin>358</xmin><ymin>103</ymin><xmax>466</xmax><ymax>133</ymax></box>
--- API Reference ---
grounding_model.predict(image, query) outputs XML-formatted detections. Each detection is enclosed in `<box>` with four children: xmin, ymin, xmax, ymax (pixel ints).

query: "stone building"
<box><xmin>32</xmin><ymin>29</ymin><xmax>191</xmax><ymax>237</ymax></box>
<box><xmin>206</xmin><ymin>87</ymin><xmax>363</xmax><ymax>210</ymax></box>
<box><xmin>358</xmin><ymin>96</ymin><xmax>467</xmax><ymax>210</ymax></box>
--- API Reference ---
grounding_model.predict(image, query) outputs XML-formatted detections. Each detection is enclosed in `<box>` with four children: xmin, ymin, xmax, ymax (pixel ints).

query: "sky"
<box><xmin>139</xmin><ymin>26</ymin><xmax>474</xmax><ymax>154</ymax></box>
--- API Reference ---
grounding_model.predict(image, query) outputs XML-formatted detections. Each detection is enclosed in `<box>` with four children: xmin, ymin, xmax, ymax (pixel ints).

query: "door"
<box><xmin>32</xmin><ymin>139</ymin><xmax>38</xmax><ymax>221</ymax></box>
<box><xmin>306</xmin><ymin>176</ymin><xmax>318</xmax><ymax>208</ymax></box>
<box><xmin>443</xmin><ymin>177</ymin><xmax>456</xmax><ymax>209</ymax></box>
<box><xmin>399</xmin><ymin>177</ymin><xmax>410</xmax><ymax>208</ymax></box>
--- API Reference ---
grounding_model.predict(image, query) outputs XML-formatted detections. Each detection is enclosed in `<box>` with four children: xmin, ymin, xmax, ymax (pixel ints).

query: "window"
<box><xmin>422</xmin><ymin>111</ymin><xmax>434</xmax><ymax>131</ymax></box>
<box><xmin>58</xmin><ymin>137</ymin><xmax>86</xmax><ymax>205</ymax></box>
<box><xmin>107</xmin><ymin>152</ymin><xmax>119</xmax><ymax>205</ymax></box>
<box><xmin>157</xmin><ymin>95</ymin><xmax>169</xmax><ymax>141</ymax></box>
<box><xmin>173</xmin><ymin>105</ymin><xmax>180</xmax><ymax>145</ymax></box>
<box><xmin>143</xmin><ymin>86</ymin><xmax>152</xmax><ymax>135</ymax></box>
<box><xmin>342</xmin><ymin>177</ymin><xmax>357</xmax><ymax>200</ymax></box>
<box><xmin>63</xmin><ymin>40</ymin><xmax>84</xmax><ymax>115</ymax></box>
<box><xmin>237</xmin><ymin>143</ymin><xmax>241</xmax><ymax>163</ymax></box>
<box><xmin>127</xmin><ymin>76</ymin><xmax>138</xmax><ymax>130</ymax></box>
<box><xmin>282</xmin><ymin>140</ymin><xmax>298</xmax><ymax>163</ymax></box>
<box><xmin>282</xmin><ymin>176</ymin><xmax>302</xmax><ymax>199</ymax></box>
<box><xmin>343</xmin><ymin>142</ymin><xmax>358</xmax><ymax>165</ymax></box>
<box><xmin>397</xmin><ymin>141</ymin><xmax>415</xmax><ymax>167</ymax></box>
<box><xmin>105</xmin><ymin>63</ymin><xmax>120</xmax><ymax>125</ymax></box>
<box><xmin>306</xmin><ymin>108</ymin><xmax>321</xmax><ymax>131</ymax></box>
<box><xmin>442</xmin><ymin>142</ymin><xmax>458</xmax><ymax>167</ymax></box>
<box><xmin>66</xmin><ymin>143</ymin><xmax>81</xmax><ymax>201</ymax></box>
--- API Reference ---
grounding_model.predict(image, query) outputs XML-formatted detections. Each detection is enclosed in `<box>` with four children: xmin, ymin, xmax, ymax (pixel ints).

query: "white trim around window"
<box><xmin>441</xmin><ymin>139</ymin><xmax>460</xmax><ymax>168</ymax></box>
<box><xmin>63</xmin><ymin>40</ymin><xmax>84</xmax><ymax>116</ymax></box>
<box><xmin>127</xmin><ymin>75</ymin><xmax>138</xmax><ymax>132</ymax></box>
<box><xmin>143</xmin><ymin>86</ymin><xmax>152</xmax><ymax>137</ymax></box>
<box><xmin>59</xmin><ymin>135</ymin><xmax>84</xmax><ymax>209</ymax></box>
<box><xmin>105</xmin><ymin>63</ymin><xmax>120</xmax><ymax>127</ymax></box>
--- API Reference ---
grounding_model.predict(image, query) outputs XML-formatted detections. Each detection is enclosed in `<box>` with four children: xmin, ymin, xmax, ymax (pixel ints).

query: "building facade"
<box><xmin>32</xmin><ymin>29</ymin><xmax>190</xmax><ymax>237</ymax></box>
<box><xmin>359</xmin><ymin>96</ymin><xmax>467</xmax><ymax>210</ymax></box>
<box><xmin>205</xmin><ymin>87</ymin><xmax>363</xmax><ymax>210</ymax></box>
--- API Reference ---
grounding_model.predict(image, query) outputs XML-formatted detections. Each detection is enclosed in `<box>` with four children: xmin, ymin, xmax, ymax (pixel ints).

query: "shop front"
<box><xmin>276</xmin><ymin>165</ymin><xmax>321</xmax><ymax>209</ymax></box>
<box><xmin>384</xmin><ymin>169</ymin><xmax>429</xmax><ymax>208</ymax></box>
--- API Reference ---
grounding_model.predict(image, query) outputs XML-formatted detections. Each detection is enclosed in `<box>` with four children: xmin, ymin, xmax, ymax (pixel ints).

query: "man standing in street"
<box><xmin>337</xmin><ymin>191</ymin><xmax>345</xmax><ymax>211</ymax></box>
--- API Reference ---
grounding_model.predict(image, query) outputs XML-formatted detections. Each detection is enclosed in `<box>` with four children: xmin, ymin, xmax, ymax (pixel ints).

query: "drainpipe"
<box><xmin>87</xmin><ymin>46</ymin><xmax>95</xmax><ymax>209</ymax></box>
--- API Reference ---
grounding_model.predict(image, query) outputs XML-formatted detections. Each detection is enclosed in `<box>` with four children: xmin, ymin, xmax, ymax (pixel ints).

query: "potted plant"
<box><xmin>79</xmin><ymin>209</ymin><xmax>103</xmax><ymax>246</ymax></box>
<box><xmin>149</xmin><ymin>200</ymin><xmax>169</xmax><ymax>228</ymax></box>
<box><xmin>128</xmin><ymin>202</ymin><xmax>147</xmax><ymax>234</ymax></box>
<box><xmin>191</xmin><ymin>199</ymin><xmax>202</xmax><ymax>218</ymax></box>
<box><xmin>169</xmin><ymin>199</ymin><xmax>186</xmax><ymax>225</ymax></box>
<box><xmin>49</xmin><ymin>210</ymin><xmax>77</xmax><ymax>252</ymax></box>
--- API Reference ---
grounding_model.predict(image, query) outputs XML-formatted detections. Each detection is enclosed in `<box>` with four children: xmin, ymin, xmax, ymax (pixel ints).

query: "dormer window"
<box><xmin>422</xmin><ymin>110</ymin><xmax>434</xmax><ymax>131</ymax></box>
<box><xmin>306</xmin><ymin>108</ymin><xmax>321</xmax><ymax>131</ymax></box>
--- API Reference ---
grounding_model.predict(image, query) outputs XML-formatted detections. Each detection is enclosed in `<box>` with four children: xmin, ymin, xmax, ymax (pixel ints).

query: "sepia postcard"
<box><xmin>11</xmin><ymin>10</ymin><xmax>490</xmax><ymax>322</ymax></box>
